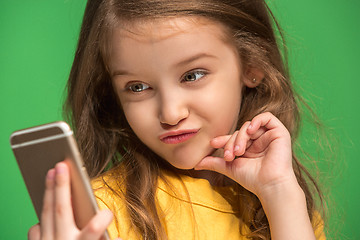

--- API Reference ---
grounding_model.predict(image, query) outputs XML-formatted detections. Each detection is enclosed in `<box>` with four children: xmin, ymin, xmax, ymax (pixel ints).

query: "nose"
<box><xmin>158</xmin><ymin>90</ymin><xmax>189</xmax><ymax>126</ymax></box>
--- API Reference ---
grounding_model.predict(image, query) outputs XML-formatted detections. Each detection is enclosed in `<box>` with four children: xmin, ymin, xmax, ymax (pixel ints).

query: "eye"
<box><xmin>182</xmin><ymin>70</ymin><xmax>206</xmax><ymax>82</ymax></box>
<box><xmin>127</xmin><ymin>82</ymin><xmax>150</xmax><ymax>92</ymax></box>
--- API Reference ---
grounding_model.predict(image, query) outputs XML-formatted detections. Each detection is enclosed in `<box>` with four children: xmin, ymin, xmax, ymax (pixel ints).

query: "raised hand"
<box><xmin>28</xmin><ymin>162</ymin><xmax>114</xmax><ymax>240</ymax></box>
<box><xmin>195</xmin><ymin>112</ymin><xmax>298</xmax><ymax>198</ymax></box>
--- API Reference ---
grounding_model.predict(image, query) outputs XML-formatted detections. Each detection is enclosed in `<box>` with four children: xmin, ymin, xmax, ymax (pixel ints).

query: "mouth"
<box><xmin>159</xmin><ymin>129</ymin><xmax>199</xmax><ymax>144</ymax></box>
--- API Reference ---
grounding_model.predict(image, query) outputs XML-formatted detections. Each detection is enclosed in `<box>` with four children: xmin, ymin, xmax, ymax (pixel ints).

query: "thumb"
<box><xmin>194</xmin><ymin>156</ymin><xmax>229</xmax><ymax>176</ymax></box>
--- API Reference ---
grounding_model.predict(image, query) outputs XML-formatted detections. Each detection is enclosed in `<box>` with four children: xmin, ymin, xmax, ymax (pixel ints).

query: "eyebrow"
<box><xmin>112</xmin><ymin>69</ymin><xmax>132</xmax><ymax>77</ymax></box>
<box><xmin>174</xmin><ymin>53</ymin><xmax>218</xmax><ymax>67</ymax></box>
<box><xmin>112</xmin><ymin>52</ymin><xmax>217</xmax><ymax>77</ymax></box>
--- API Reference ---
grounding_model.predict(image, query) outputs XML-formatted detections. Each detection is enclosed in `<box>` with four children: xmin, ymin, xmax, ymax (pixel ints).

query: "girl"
<box><xmin>29</xmin><ymin>0</ymin><xmax>326</xmax><ymax>239</ymax></box>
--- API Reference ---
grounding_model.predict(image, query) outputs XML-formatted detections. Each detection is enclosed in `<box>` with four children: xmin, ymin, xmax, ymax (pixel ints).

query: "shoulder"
<box><xmin>91</xmin><ymin>166</ymin><xmax>133</xmax><ymax>239</ymax></box>
<box><xmin>91</xmin><ymin>166</ymin><xmax>126</xmax><ymax>205</ymax></box>
<box><xmin>91</xmin><ymin>166</ymin><xmax>128</xmax><ymax>216</ymax></box>
<box><xmin>312</xmin><ymin>211</ymin><xmax>326</xmax><ymax>240</ymax></box>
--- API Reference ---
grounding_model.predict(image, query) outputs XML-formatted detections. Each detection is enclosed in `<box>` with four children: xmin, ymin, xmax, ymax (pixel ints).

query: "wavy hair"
<box><xmin>65</xmin><ymin>0</ymin><xmax>324</xmax><ymax>239</ymax></box>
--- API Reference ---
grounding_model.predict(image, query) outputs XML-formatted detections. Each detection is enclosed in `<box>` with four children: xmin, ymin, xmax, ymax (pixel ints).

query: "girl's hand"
<box><xmin>196</xmin><ymin>112</ymin><xmax>316</xmax><ymax>239</ymax></box>
<box><xmin>28</xmin><ymin>162</ymin><xmax>114</xmax><ymax>240</ymax></box>
<box><xmin>195</xmin><ymin>112</ymin><xmax>299</xmax><ymax>198</ymax></box>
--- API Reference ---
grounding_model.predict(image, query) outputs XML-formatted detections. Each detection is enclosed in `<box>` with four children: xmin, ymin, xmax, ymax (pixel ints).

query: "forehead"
<box><xmin>113</xmin><ymin>16</ymin><xmax>231</xmax><ymax>44</ymax></box>
<box><xmin>107</xmin><ymin>16</ymin><xmax>240</xmax><ymax>76</ymax></box>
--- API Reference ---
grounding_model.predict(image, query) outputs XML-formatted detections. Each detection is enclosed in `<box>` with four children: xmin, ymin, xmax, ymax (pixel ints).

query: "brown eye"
<box><xmin>128</xmin><ymin>83</ymin><xmax>149</xmax><ymax>92</ymax></box>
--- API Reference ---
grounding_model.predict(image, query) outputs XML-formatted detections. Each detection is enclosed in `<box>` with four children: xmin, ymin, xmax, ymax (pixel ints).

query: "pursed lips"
<box><xmin>159</xmin><ymin>129</ymin><xmax>199</xmax><ymax>144</ymax></box>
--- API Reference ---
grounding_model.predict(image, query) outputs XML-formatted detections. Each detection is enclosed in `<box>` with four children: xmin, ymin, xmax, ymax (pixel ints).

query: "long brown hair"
<box><xmin>65</xmin><ymin>0</ymin><xmax>324</xmax><ymax>239</ymax></box>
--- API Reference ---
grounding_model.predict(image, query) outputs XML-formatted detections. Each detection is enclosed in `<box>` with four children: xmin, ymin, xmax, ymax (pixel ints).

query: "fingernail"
<box><xmin>47</xmin><ymin>169</ymin><xmax>55</xmax><ymax>179</ymax></box>
<box><xmin>55</xmin><ymin>163</ymin><xmax>66</xmax><ymax>174</ymax></box>
<box><xmin>248</xmin><ymin>124</ymin><xmax>253</xmax><ymax>130</ymax></box>
<box><xmin>224</xmin><ymin>150</ymin><xmax>231</xmax><ymax>158</ymax></box>
<box><xmin>234</xmin><ymin>145</ymin><xmax>240</xmax><ymax>152</ymax></box>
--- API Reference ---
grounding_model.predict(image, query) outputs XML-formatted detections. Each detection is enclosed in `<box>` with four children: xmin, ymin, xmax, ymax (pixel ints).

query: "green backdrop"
<box><xmin>1</xmin><ymin>1</ymin><xmax>359</xmax><ymax>239</ymax></box>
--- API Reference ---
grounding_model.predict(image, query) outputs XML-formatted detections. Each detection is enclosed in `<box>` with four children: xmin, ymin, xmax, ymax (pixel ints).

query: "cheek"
<box><xmin>121</xmin><ymin>101</ymin><xmax>156</xmax><ymax>138</ymax></box>
<box><xmin>214</xmin><ymin>91</ymin><xmax>241</xmax><ymax>133</ymax></box>
<box><xmin>196</xmin><ymin>76</ymin><xmax>242</xmax><ymax>133</ymax></box>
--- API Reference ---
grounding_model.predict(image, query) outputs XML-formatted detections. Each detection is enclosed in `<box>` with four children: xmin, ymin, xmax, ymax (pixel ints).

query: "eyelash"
<box><xmin>125</xmin><ymin>69</ymin><xmax>208</xmax><ymax>93</ymax></box>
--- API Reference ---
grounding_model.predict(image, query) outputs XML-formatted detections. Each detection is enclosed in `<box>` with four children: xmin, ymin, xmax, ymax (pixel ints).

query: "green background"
<box><xmin>0</xmin><ymin>1</ymin><xmax>359</xmax><ymax>239</ymax></box>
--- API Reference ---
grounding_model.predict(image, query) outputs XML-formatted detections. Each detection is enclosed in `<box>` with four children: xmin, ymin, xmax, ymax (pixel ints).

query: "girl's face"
<box><xmin>110</xmin><ymin>17</ymin><xmax>244</xmax><ymax>169</ymax></box>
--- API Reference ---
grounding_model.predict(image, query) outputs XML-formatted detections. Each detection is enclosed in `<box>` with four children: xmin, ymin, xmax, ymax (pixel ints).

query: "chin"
<box><xmin>157</xmin><ymin>142</ymin><xmax>214</xmax><ymax>170</ymax></box>
<box><xmin>168</xmin><ymin>160</ymin><xmax>197</xmax><ymax>170</ymax></box>
<box><xmin>169</xmin><ymin>150</ymin><xmax>213</xmax><ymax>170</ymax></box>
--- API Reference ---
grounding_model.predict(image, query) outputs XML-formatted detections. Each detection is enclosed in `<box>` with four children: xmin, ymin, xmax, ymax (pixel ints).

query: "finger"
<box><xmin>79</xmin><ymin>210</ymin><xmax>113</xmax><ymax>240</ymax></box>
<box><xmin>244</xmin><ymin>126</ymin><xmax>267</xmax><ymax>150</ymax></box>
<box><xmin>40</xmin><ymin>168</ymin><xmax>55</xmax><ymax>238</ymax></box>
<box><xmin>247</xmin><ymin>112</ymin><xmax>283</xmax><ymax>134</ymax></box>
<box><xmin>28</xmin><ymin>223</ymin><xmax>40</xmax><ymax>240</ymax></box>
<box><xmin>248</xmin><ymin>126</ymin><xmax>267</xmax><ymax>140</ymax></box>
<box><xmin>54</xmin><ymin>162</ymin><xmax>76</xmax><ymax>238</ymax></box>
<box><xmin>243</xmin><ymin>129</ymin><xmax>273</xmax><ymax>157</ymax></box>
<box><xmin>248</xmin><ymin>112</ymin><xmax>290</xmax><ymax>142</ymax></box>
<box><xmin>233</xmin><ymin>121</ymin><xmax>251</xmax><ymax>156</ymax></box>
<box><xmin>195</xmin><ymin>156</ymin><xmax>228</xmax><ymax>174</ymax></box>
<box><xmin>195</xmin><ymin>156</ymin><xmax>251</xmax><ymax>182</ymax></box>
<box><xmin>210</xmin><ymin>135</ymin><xmax>232</xmax><ymax>148</ymax></box>
<box><xmin>223</xmin><ymin>131</ymin><xmax>239</xmax><ymax>161</ymax></box>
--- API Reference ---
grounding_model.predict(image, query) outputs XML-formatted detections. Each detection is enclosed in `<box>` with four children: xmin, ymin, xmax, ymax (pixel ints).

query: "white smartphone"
<box><xmin>10</xmin><ymin>121</ymin><xmax>109</xmax><ymax>239</ymax></box>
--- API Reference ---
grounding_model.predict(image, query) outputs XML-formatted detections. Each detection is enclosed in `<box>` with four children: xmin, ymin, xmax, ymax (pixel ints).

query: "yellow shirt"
<box><xmin>92</xmin><ymin>169</ymin><xmax>326</xmax><ymax>240</ymax></box>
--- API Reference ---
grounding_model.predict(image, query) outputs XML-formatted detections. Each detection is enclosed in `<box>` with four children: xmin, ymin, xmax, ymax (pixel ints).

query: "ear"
<box><xmin>243</xmin><ymin>67</ymin><xmax>265</xmax><ymax>88</ymax></box>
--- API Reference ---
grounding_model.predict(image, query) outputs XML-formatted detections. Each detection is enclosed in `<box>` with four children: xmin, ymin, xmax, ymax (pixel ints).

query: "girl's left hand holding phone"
<box><xmin>195</xmin><ymin>112</ymin><xmax>299</xmax><ymax>198</ymax></box>
<box><xmin>28</xmin><ymin>162</ymin><xmax>116</xmax><ymax>240</ymax></box>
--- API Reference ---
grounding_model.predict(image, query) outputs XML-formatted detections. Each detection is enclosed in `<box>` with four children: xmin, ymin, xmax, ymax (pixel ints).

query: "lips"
<box><xmin>159</xmin><ymin>129</ymin><xmax>199</xmax><ymax>144</ymax></box>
